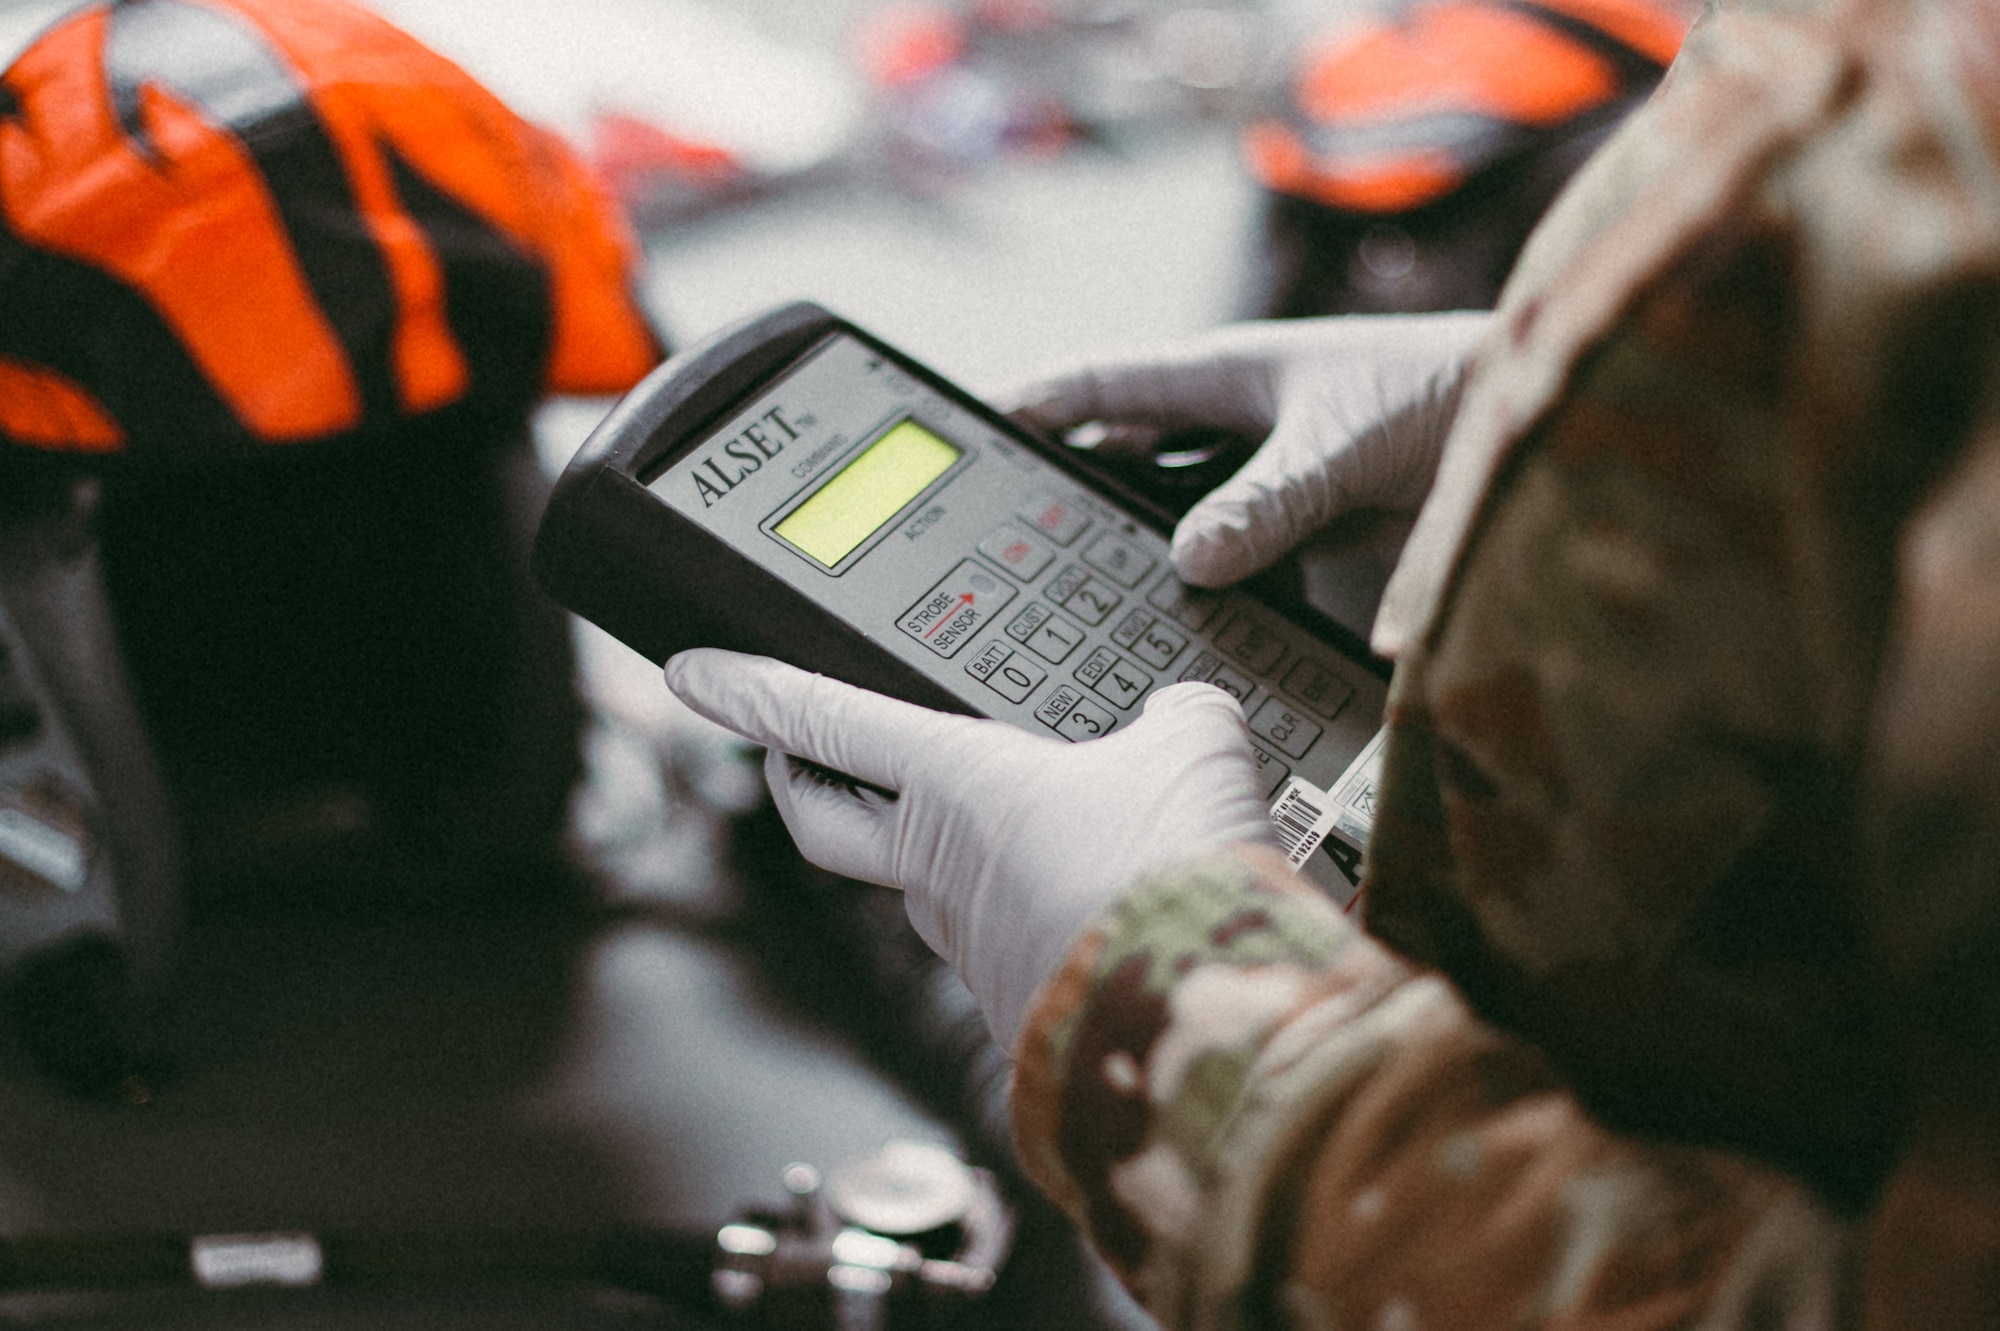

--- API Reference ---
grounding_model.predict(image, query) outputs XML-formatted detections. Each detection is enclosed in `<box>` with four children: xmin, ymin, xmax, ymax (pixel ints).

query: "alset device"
<box><xmin>533</xmin><ymin>303</ymin><xmax>1387</xmax><ymax>902</ymax></box>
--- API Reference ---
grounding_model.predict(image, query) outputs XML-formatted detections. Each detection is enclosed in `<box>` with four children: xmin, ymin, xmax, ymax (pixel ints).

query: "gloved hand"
<box><xmin>663</xmin><ymin>648</ymin><xmax>1278</xmax><ymax>1051</ymax></box>
<box><xmin>1001</xmin><ymin>311</ymin><xmax>1491</xmax><ymax>587</ymax></box>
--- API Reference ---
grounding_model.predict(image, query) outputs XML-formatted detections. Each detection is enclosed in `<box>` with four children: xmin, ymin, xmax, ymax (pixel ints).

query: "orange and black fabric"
<box><xmin>0</xmin><ymin>0</ymin><xmax>663</xmax><ymax>458</ymax></box>
<box><xmin>1246</xmin><ymin>0</ymin><xmax>1692</xmax><ymax>214</ymax></box>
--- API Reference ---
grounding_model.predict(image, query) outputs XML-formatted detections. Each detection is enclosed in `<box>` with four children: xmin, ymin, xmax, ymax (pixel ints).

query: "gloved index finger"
<box><xmin>663</xmin><ymin>648</ymin><xmax>958</xmax><ymax>793</ymax></box>
<box><xmin>998</xmin><ymin>337</ymin><xmax>1279</xmax><ymax>440</ymax></box>
<box><xmin>1170</xmin><ymin>413</ymin><xmax>1347</xmax><ymax>588</ymax></box>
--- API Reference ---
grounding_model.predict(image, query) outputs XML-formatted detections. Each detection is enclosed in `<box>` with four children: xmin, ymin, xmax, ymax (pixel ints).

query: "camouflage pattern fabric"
<box><xmin>1013</xmin><ymin>0</ymin><xmax>2000</xmax><ymax>1324</ymax></box>
<box><xmin>1014</xmin><ymin>851</ymin><xmax>1847</xmax><ymax>1329</ymax></box>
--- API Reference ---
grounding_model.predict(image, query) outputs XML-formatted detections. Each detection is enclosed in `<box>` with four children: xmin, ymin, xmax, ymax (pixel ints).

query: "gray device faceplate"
<box><xmin>651</xmin><ymin>333</ymin><xmax>1385</xmax><ymax>905</ymax></box>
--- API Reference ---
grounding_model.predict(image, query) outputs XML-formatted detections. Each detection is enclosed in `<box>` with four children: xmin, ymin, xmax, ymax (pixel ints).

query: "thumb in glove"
<box><xmin>1001</xmin><ymin>311</ymin><xmax>1491</xmax><ymax>587</ymax></box>
<box><xmin>665</xmin><ymin>648</ymin><xmax>1276</xmax><ymax>1050</ymax></box>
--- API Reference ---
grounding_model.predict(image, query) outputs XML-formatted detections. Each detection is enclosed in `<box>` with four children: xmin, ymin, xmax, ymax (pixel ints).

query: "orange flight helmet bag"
<box><xmin>0</xmin><ymin>0</ymin><xmax>663</xmax><ymax>459</ymax></box>
<box><xmin>1244</xmin><ymin>0</ymin><xmax>1691</xmax><ymax>317</ymax></box>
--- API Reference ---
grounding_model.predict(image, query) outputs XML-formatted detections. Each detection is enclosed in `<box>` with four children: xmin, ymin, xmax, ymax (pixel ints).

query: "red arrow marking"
<box><xmin>924</xmin><ymin>592</ymin><xmax>975</xmax><ymax>639</ymax></box>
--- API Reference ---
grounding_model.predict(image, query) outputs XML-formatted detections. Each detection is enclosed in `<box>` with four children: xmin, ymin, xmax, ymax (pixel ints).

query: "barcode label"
<box><xmin>1266</xmin><ymin>727</ymin><xmax>1393</xmax><ymax>891</ymax></box>
<box><xmin>1270</xmin><ymin>777</ymin><xmax>1339</xmax><ymax>869</ymax></box>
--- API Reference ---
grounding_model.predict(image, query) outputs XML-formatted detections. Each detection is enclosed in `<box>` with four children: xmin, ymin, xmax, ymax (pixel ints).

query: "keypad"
<box><xmin>895</xmin><ymin>487</ymin><xmax>1347</xmax><ymax>768</ymax></box>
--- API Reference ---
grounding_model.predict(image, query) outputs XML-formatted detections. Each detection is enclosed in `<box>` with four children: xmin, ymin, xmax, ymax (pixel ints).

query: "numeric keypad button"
<box><xmin>1003</xmin><ymin>601</ymin><xmax>1086</xmax><ymax>663</ymax></box>
<box><xmin>976</xmin><ymin>523</ymin><xmax>1056</xmax><ymax>580</ymax></box>
<box><xmin>1146</xmin><ymin>576</ymin><xmax>1222</xmax><ymax>630</ymax></box>
<box><xmin>1018</xmin><ymin>492</ymin><xmax>1090</xmax><ymax>546</ymax></box>
<box><xmin>1209</xmin><ymin>665</ymin><xmax>1254</xmax><ymax>704</ymax></box>
<box><xmin>1044</xmin><ymin>563</ymin><xmax>1089</xmax><ymax>604</ymax></box>
<box><xmin>1282</xmin><ymin>656</ymin><xmax>1353</xmax><ymax>719</ymax></box>
<box><xmin>1025</xmin><ymin>615</ymin><xmax>1084</xmax><ymax>663</ymax></box>
<box><xmin>1214</xmin><ymin>614</ymin><xmax>1287</xmax><ymax>675</ymax></box>
<box><xmin>964</xmin><ymin>640</ymin><xmax>1011</xmax><ymax>682</ymax></box>
<box><xmin>1177</xmin><ymin>651</ymin><xmax>1220</xmax><ymax>684</ymax></box>
<box><xmin>1109</xmin><ymin>609</ymin><xmax>1151</xmax><ymax>650</ymax></box>
<box><xmin>1056</xmin><ymin>695</ymin><xmax>1118</xmax><ymax>741</ymax></box>
<box><xmin>1074</xmin><ymin>647</ymin><xmax>1152</xmax><ymax>710</ymax></box>
<box><xmin>1034</xmin><ymin>685</ymin><xmax>1119</xmax><ymax>741</ymax></box>
<box><xmin>1065</xmin><ymin>580</ymin><xmax>1120</xmax><ymax>625</ymax></box>
<box><xmin>1248</xmin><ymin>696</ymin><xmax>1322</xmax><ymax>760</ymax></box>
<box><xmin>1004</xmin><ymin>601</ymin><xmax>1053</xmax><ymax>643</ymax></box>
<box><xmin>971</xmin><ymin>648</ymin><xmax>1046</xmax><ymax>704</ymax></box>
<box><xmin>1128</xmin><ymin>620</ymin><xmax>1186</xmax><ymax>670</ymax></box>
<box><xmin>1081</xmin><ymin>532</ymin><xmax>1156</xmax><ymax>588</ymax></box>
<box><xmin>1043</xmin><ymin>563</ymin><xmax>1123</xmax><ymax>625</ymax></box>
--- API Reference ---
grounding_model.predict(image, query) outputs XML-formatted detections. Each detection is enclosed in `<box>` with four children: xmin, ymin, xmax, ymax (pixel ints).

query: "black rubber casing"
<box><xmin>533</xmin><ymin>302</ymin><xmax>1187</xmax><ymax>719</ymax></box>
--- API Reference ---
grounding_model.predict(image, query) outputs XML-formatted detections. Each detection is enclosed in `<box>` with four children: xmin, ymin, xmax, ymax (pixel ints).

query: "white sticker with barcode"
<box><xmin>1270</xmin><ymin>777</ymin><xmax>1339</xmax><ymax>869</ymax></box>
<box><xmin>1267</xmin><ymin>726</ymin><xmax>1390</xmax><ymax>869</ymax></box>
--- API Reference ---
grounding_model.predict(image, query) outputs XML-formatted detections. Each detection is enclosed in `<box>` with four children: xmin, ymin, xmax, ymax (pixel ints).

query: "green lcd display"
<box><xmin>774</xmin><ymin>419</ymin><xmax>960</xmax><ymax>567</ymax></box>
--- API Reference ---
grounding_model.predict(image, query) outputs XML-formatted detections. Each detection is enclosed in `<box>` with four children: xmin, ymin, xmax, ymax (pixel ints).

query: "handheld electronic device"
<box><xmin>533</xmin><ymin>303</ymin><xmax>1386</xmax><ymax>903</ymax></box>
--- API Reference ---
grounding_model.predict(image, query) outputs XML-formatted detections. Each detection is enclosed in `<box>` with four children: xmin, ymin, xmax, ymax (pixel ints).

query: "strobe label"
<box><xmin>899</xmin><ymin>560</ymin><xmax>1017</xmax><ymax>659</ymax></box>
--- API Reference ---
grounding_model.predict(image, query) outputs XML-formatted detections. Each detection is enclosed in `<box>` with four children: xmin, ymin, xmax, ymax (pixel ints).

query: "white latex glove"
<box><xmin>1001</xmin><ymin>311</ymin><xmax>1492</xmax><ymax>587</ymax></box>
<box><xmin>663</xmin><ymin>648</ymin><xmax>1277</xmax><ymax>1051</ymax></box>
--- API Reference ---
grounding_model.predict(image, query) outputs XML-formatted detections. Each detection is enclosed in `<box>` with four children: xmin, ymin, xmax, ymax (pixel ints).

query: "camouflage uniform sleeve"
<box><xmin>1011</xmin><ymin>846</ymin><xmax>1853</xmax><ymax>1331</ymax></box>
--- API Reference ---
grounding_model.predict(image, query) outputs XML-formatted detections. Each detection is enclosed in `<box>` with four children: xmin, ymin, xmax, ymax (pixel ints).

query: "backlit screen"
<box><xmin>773</xmin><ymin>419</ymin><xmax>960</xmax><ymax>567</ymax></box>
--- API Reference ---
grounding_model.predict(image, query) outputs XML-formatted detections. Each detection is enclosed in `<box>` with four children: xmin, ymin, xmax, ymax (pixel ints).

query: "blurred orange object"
<box><xmin>854</xmin><ymin>3</ymin><xmax>967</xmax><ymax>89</ymax></box>
<box><xmin>1247</xmin><ymin>0</ymin><xmax>1693</xmax><ymax>213</ymax></box>
<box><xmin>0</xmin><ymin>0</ymin><xmax>661</xmax><ymax>458</ymax></box>
<box><xmin>589</xmin><ymin>110</ymin><xmax>745</xmax><ymax>201</ymax></box>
